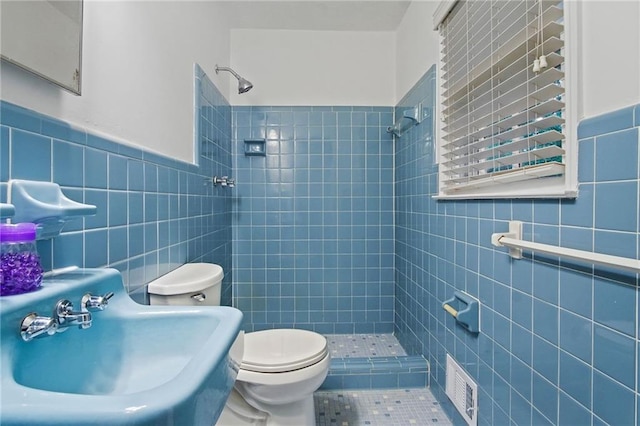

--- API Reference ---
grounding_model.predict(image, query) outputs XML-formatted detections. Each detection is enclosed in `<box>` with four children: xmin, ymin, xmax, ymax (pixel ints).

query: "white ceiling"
<box><xmin>217</xmin><ymin>1</ymin><xmax>412</xmax><ymax>31</ymax></box>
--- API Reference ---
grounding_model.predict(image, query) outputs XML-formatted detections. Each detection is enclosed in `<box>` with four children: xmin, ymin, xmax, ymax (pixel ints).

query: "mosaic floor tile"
<box><xmin>315</xmin><ymin>388</ymin><xmax>452</xmax><ymax>426</ymax></box>
<box><xmin>326</xmin><ymin>334</ymin><xmax>408</xmax><ymax>358</ymax></box>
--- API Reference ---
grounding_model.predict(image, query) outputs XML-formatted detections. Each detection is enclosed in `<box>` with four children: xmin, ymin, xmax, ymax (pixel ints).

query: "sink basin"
<box><xmin>0</xmin><ymin>268</ymin><xmax>243</xmax><ymax>425</ymax></box>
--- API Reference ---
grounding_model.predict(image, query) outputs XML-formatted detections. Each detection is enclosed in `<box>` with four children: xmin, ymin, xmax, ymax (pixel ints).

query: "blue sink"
<box><xmin>0</xmin><ymin>268</ymin><xmax>243</xmax><ymax>425</ymax></box>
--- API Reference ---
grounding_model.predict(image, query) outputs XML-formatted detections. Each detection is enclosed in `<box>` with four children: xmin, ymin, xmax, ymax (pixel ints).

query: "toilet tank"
<box><xmin>147</xmin><ymin>263</ymin><xmax>223</xmax><ymax>306</ymax></box>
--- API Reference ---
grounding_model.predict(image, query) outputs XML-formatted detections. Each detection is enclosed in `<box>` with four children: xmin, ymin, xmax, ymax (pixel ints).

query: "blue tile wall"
<box><xmin>394</xmin><ymin>64</ymin><xmax>640</xmax><ymax>425</ymax></box>
<box><xmin>0</xmin><ymin>66</ymin><xmax>232</xmax><ymax>304</ymax></box>
<box><xmin>232</xmin><ymin>106</ymin><xmax>395</xmax><ymax>333</ymax></box>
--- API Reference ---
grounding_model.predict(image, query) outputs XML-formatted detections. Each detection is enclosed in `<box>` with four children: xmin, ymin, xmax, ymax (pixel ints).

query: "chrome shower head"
<box><xmin>215</xmin><ymin>65</ymin><xmax>253</xmax><ymax>94</ymax></box>
<box><xmin>237</xmin><ymin>77</ymin><xmax>253</xmax><ymax>94</ymax></box>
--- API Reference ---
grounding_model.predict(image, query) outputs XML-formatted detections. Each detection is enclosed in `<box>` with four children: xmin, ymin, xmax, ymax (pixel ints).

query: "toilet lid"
<box><xmin>241</xmin><ymin>329</ymin><xmax>328</xmax><ymax>373</ymax></box>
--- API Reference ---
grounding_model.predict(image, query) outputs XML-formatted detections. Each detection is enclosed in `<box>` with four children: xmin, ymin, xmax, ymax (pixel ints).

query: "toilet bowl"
<box><xmin>148</xmin><ymin>263</ymin><xmax>330</xmax><ymax>426</ymax></box>
<box><xmin>220</xmin><ymin>328</ymin><xmax>329</xmax><ymax>426</ymax></box>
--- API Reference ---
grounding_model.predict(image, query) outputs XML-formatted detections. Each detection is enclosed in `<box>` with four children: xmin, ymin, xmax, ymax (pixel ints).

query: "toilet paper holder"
<box><xmin>442</xmin><ymin>291</ymin><xmax>480</xmax><ymax>333</ymax></box>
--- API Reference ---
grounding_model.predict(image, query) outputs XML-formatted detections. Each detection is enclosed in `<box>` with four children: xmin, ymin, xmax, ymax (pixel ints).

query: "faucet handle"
<box><xmin>82</xmin><ymin>292</ymin><xmax>114</xmax><ymax>311</ymax></box>
<box><xmin>20</xmin><ymin>313</ymin><xmax>58</xmax><ymax>342</ymax></box>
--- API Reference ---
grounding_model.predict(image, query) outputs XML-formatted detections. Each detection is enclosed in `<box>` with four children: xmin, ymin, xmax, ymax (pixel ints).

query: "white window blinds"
<box><xmin>437</xmin><ymin>0</ymin><xmax>573</xmax><ymax>198</ymax></box>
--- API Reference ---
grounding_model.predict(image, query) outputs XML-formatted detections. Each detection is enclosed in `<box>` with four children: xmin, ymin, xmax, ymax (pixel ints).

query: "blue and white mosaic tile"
<box><xmin>315</xmin><ymin>388</ymin><xmax>452</xmax><ymax>426</ymax></box>
<box><xmin>326</xmin><ymin>334</ymin><xmax>407</xmax><ymax>358</ymax></box>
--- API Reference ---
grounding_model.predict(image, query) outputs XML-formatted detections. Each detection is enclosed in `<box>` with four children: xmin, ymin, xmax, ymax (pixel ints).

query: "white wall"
<box><xmin>394</xmin><ymin>1</ymin><xmax>440</xmax><ymax>103</ymax></box>
<box><xmin>578</xmin><ymin>0</ymin><xmax>640</xmax><ymax>119</ymax></box>
<box><xmin>1</xmin><ymin>1</ymin><xmax>231</xmax><ymax>163</ymax></box>
<box><xmin>393</xmin><ymin>0</ymin><xmax>640</xmax><ymax>118</ymax></box>
<box><xmin>3</xmin><ymin>0</ymin><xmax>637</xmax><ymax>159</ymax></box>
<box><xmin>229</xmin><ymin>29</ymin><xmax>396</xmax><ymax>106</ymax></box>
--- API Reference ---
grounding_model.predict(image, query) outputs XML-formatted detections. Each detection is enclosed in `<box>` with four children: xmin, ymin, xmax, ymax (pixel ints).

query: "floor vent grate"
<box><xmin>445</xmin><ymin>354</ymin><xmax>477</xmax><ymax>426</ymax></box>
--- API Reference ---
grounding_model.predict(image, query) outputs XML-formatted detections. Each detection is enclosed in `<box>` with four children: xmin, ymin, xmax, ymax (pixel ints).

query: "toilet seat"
<box><xmin>240</xmin><ymin>329</ymin><xmax>328</xmax><ymax>373</ymax></box>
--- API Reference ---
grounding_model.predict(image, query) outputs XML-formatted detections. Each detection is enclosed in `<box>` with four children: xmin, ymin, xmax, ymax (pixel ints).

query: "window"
<box><xmin>434</xmin><ymin>0</ymin><xmax>577</xmax><ymax>199</ymax></box>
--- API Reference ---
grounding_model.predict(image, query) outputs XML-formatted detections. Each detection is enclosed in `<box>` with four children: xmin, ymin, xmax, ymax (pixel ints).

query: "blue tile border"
<box><xmin>2</xmin><ymin>101</ymin><xmax>198</xmax><ymax>173</ymax></box>
<box><xmin>0</xmin><ymin>102</ymin><xmax>42</xmax><ymax>134</ymax></box>
<box><xmin>321</xmin><ymin>355</ymin><xmax>429</xmax><ymax>390</ymax></box>
<box><xmin>578</xmin><ymin>104</ymin><xmax>636</xmax><ymax>139</ymax></box>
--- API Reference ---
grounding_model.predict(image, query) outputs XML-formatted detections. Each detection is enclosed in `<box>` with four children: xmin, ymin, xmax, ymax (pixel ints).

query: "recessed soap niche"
<box><xmin>244</xmin><ymin>139</ymin><xmax>266</xmax><ymax>156</ymax></box>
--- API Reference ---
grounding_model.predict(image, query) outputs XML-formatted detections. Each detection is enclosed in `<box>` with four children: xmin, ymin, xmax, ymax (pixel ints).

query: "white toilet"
<box><xmin>148</xmin><ymin>263</ymin><xmax>330</xmax><ymax>426</ymax></box>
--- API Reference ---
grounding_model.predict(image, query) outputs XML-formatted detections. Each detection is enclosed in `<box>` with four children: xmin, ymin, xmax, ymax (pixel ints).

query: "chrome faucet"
<box><xmin>82</xmin><ymin>292</ymin><xmax>114</xmax><ymax>311</ymax></box>
<box><xmin>20</xmin><ymin>313</ymin><xmax>58</xmax><ymax>342</ymax></box>
<box><xmin>54</xmin><ymin>299</ymin><xmax>92</xmax><ymax>329</ymax></box>
<box><xmin>212</xmin><ymin>176</ymin><xmax>235</xmax><ymax>188</ymax></box>
<box><xmin>19</xmin><ymin>294</ymin><xmax>113</xmax><ymax>342</ymax></box>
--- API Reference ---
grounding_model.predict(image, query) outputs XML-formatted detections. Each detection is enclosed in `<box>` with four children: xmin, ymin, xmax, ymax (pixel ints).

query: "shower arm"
<box><xmin>215</xmin><ymin>66</ymin><xmax>241</xmax><ymax>80</ymax></box>
<box><xmin>214</xmin><ymin>64</ymin><xmax>253</xmax><ymax>94</ymax></box>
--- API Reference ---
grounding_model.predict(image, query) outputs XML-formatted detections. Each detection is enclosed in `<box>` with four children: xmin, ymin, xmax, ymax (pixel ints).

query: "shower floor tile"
<box><xmin>326</xmin><ymin>334</ymin><xmax>407</xmax><ymax>358</ymax></box>
<box><xmin>315</xmin><ymin>388</ymin><xmax>452</xmax><ymax>426</ymax></box>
